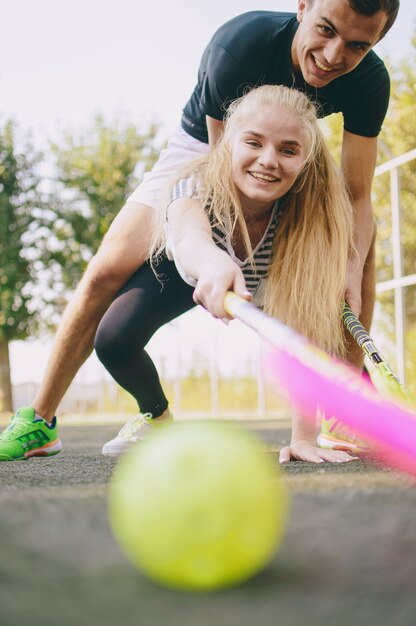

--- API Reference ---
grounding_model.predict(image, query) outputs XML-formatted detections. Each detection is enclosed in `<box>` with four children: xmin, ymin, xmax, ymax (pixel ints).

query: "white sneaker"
<box><xmin>102</xmin><ymin>411</ymin><xmax>173</xmax><ymax>456</ymax></box>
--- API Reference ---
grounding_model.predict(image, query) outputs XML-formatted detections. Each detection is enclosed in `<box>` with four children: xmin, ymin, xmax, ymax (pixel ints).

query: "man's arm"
<box><xmin>206</xmin><ymin>115</ymin><xmax>224</xmax><ymax>147</ymax></box>
<box><xmin>341</xmin><ymin>130</ymin><xmax>378</xmax><ymax>317</ymax></box>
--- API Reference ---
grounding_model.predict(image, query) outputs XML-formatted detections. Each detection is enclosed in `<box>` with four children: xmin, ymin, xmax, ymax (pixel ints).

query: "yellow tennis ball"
<box><xmin>108</xmin><ymin>421</ymin><xmax>289</xmax><ymax>592</ymax></box>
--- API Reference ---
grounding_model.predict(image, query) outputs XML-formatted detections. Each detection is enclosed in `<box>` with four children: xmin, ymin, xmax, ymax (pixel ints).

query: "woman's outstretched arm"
<box><xmin>168</xmin><ymin>197</ymin><xmax>251</xmax><ymax>318</ymax></box>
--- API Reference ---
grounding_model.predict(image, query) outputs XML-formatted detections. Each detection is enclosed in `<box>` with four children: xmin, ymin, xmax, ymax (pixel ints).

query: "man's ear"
<box><xmin>297</xmin><ymin>0</ymin><xmax>307</xmax><ymax>23</ymax></box>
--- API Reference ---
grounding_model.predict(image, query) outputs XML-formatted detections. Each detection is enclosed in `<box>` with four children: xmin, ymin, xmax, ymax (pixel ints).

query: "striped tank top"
<box><xmin>167</xmin><ymin>177</ymin><xmax>282</xmax><ymax>303</ymax></box>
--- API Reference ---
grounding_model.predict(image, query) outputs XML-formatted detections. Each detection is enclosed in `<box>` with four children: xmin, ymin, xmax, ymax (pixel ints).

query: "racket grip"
<box><xmin>342</xmin><ymin>303</ymin><xmax>403</xmax><ymax>386</ymax></box>
<box><xmin>342</xmin><ymin>303</ymin><xmax>370</xmax><ymax>348</ymax></box>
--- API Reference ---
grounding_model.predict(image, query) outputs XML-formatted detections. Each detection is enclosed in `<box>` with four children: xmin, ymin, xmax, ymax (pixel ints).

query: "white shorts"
<box><xmin>127</xmin><ymin>126</ymin><xmax>210</xmax><ymax>208</ymax></box>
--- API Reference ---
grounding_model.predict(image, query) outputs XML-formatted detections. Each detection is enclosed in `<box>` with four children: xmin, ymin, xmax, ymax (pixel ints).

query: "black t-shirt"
<box><xmin>181</xmin><ymin>11</ymin><xmax>390</xmax><ymax>143</ymax></box>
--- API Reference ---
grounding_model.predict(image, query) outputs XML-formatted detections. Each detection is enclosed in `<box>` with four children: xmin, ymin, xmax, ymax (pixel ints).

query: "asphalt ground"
<box><xmin>0</xmin><ymin>419</ymin><xmax>415</xmax><ymax>626</ymax></box>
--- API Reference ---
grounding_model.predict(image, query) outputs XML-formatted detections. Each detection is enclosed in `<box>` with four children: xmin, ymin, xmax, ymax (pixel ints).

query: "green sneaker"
<box><xmin>0</xmin><ymin>407</ymin><xmax>62</xmax><ymax>461</ymax></box>
<box><xmin>317</xmin><ymin>415</ymin><xmax>369</xmax><ymax>454</ymax></box>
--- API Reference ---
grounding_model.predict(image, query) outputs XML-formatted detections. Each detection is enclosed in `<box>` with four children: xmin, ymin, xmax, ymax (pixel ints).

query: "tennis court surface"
<box><xmin>1</xmin><ymin>419</ymin><xmax>415</xmax><ymax>626</ymax></box>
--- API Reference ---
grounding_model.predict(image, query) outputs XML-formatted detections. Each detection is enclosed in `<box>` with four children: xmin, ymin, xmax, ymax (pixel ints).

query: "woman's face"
<box><xmin>230</xmin><ymin>104</ymin><xmax>306</xmax><ymax>217</ymax></box>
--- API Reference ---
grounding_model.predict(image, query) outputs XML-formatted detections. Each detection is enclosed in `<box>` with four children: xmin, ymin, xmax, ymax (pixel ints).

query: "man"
<box><xmin>0</xmin><ymin>0</ymin><xmax>400</xmax><ymax>462</ymax></box>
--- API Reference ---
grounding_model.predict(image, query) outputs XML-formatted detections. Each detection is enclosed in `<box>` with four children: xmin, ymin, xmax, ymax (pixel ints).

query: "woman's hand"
<box><xmin>193</xmin><ymin>254</ymin><xmax>251</xmax><ymax>319</ymax></box>
<box><xmin>279</xmin><ymin>440</ymin><xmax>359</xmax><ymax>464</ymax></box>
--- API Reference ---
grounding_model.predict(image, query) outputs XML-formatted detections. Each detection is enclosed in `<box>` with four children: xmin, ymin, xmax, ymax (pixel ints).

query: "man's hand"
<box><xmin>279</xmin><ymin>440</ymin><xmax>358</xmax><ymax>464</ymax></box>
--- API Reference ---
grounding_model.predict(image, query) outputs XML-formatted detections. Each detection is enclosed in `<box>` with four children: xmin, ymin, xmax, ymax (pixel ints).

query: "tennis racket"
<box><xmin>342</xmin><ymin>303</ymin><xmax>411</xmax><ymax>405</ymax></box>
<box><xmin>224</xmin><ymin>291</ymin><xmax>416</xmax><ymax>475</ymax></box>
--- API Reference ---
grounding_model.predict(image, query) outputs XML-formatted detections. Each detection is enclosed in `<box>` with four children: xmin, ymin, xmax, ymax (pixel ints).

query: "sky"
<box><xmin>2</xmin><ymin>0</ymin><xmax>415</xmax><ymax>143</ymax></box>
<box><xmin>4</xmin><ymin>0</ymin><xmax>416</xmax><ymax>386</ymax></box>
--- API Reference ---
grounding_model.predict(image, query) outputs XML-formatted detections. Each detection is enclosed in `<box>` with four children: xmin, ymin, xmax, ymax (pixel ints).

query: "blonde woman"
<box><xmin>92</xmin><ymin>85</ymin><xmax>361</xmax><ymax>464</ymax></box>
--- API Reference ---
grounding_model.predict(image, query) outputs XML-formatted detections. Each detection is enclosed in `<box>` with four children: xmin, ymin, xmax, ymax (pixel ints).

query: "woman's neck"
<box><xmin>232</xmin><ymin>203</ymin><xmax>275</xmax><ymax>261</ymax></box>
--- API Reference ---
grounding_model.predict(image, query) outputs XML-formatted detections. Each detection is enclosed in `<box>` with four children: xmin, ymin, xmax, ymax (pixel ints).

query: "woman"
<box><xmin>95</xmin><ymin>84</ymin><xmax>358</xmax><ymax>464</ymax></box>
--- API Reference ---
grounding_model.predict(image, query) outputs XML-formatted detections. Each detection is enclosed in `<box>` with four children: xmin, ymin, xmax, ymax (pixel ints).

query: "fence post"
<box><xmin>210</xmin><ymin>325</ymin><xmax>219</xmax><ymax>417</ymax></box>
<box><xmin>256</xmin><ymin>339</ymin><xmax>266</xmax><ymax>417</ymax></box>
<box><xmin>390</xmin><ymin>167</ymin><xmax>406</xmax><ymax>382</ymax></box>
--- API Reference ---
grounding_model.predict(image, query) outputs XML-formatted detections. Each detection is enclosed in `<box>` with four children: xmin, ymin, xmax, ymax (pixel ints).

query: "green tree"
<box><xmin>0</xmin><ymin>121</ymin><xmax>46</xmax><ymax>411</ymax></box>
<box><xmin>322</xmin><ymin>36</ymin><xmax>416</xmax><ymax>282</ymax></box>
<box><xmin>374</xmin><ymin>36</ymin><xmax>416</xmax><ymax>395</ymax></box>
<box><xmin>43</xmin><ymin>115</ymin><xmax>160</xmax><ymax>293</ymax></box>
<box><xmin>375</xmin><ymin>37</ymin><xmax>416</xmax><ymax>279</ymax></box>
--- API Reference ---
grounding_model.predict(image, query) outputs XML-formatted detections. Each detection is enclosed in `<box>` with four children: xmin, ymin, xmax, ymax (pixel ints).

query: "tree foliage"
<box><xmin>0</xmin><ymin>122</ymin><xmax>49</xmax><ymax>340</ymax></box>
<box><xmin>323</xmin><ymin>38</ymin><xmax>416</xmax><ymax>281</ymax></box>
<box><xmin>43</xmin><ymin>115</ymin><xmax>161</xmax><ymax>290</ymax></box>
<box><xmin>375</xmin><ymin>39</ymin><xmax>416</xmax><ymax>279</ymax></box>
<box><xmin>1</xmin><ymin>115</ymin><xmax>161</xmax><ymax>410</ymax></box>
<box><xmin>375</xmin><ymin>36</ymin><xmax>416</xmax><ymax>395</ymax></box>
<box><xmin>0</xmin><ymin>121</ymin><xmax>47</xmax><ymax>409</ymax></box>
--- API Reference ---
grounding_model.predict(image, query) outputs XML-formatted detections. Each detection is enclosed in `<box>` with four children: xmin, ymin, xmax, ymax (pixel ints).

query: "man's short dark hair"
<box><xmin>348</xmin><ymin>0</ymin><xmax>400</xmax><ymax>39</ymax></box>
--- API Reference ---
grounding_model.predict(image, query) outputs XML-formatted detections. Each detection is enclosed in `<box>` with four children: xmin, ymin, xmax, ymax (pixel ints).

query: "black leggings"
<box><xmin>94</xmin><ymin>254</ymin><xmax>195</xmax><ymax>416</ymax></box>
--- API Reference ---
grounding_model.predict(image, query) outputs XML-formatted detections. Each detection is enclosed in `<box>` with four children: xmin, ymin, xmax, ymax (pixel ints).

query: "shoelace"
<box><xmin>118</xmin><ymin>413</ymin><xmax>153</xmax><ymax>439</ymax></box>
<box><xmin>0</xmin><ymin>417</ymin><xmax>33</xmax><ymax>440</ymax></box>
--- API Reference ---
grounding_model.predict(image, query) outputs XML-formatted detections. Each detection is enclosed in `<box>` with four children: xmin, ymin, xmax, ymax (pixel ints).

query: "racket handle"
<box><xmin>342</xmin><ymin>303</ymin><xmax>372</xmax><ymax>349</ymax></box>
<box><xmin>342</xmin><ymin>303</ymin><xmax>403</xmax><ymax>385</ymax></box>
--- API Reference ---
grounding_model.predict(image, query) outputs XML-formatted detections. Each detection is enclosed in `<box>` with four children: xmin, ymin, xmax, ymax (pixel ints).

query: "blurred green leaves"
<box><xmin>0</xmin><ymin>114</ymin><xmax>161</xmax><ymax>410</ymax></box>
<box><xmin>0</xmin><ymin>121</ymin><xmax>43</xmax><ymax>343</ymax></box>
<box><xmin>46</xmin><ymin>115</ymin><xmax>160</xmax><ymax>289</ymax></box>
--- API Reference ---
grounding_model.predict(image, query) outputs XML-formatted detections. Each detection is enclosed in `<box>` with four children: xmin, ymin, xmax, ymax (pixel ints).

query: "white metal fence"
<box><xmin>374</xmin><ymin>148</ymin><xmax>416</xmax><ymax>384</ymax></box>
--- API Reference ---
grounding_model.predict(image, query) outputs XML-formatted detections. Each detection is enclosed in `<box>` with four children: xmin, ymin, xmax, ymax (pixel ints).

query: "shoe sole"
<box><xmin>25</xmin><ymin>438</ymin><xmax>63</xmax><ymax>458</ymax></box>
<box><xmin>0</xmin><ymin>439</ymin><xmax>62</xmax><ymax>462</ymax></box>
<box><xmin>317</xmin><ymin>434</ymin><xmax>369</xmax><ymax>454</ymax></box>
<box><xmin>102</xmin><ymin>443</ymin><xmax>136</xmax><ymax>457</ymax></box>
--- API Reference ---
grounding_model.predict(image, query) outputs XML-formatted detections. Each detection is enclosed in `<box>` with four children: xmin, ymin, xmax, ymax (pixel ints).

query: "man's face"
<box><xmin>291</xmin><ymin>0</ymin><xmax>388</xmax><ymax>88</ymax></box>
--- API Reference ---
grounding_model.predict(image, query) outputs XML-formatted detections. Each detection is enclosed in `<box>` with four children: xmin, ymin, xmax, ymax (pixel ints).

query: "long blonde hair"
<box><xmin>151</xmin><ymin>85</ymin><xmax>354</xmax><ymax>357</ymax></box>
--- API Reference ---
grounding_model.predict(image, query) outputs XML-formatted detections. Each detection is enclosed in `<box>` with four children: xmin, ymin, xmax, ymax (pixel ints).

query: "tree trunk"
<box><xmin>0</xmin><ymin>339</ymin><xmax>13</xmax><ymax>413</ymax></box>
